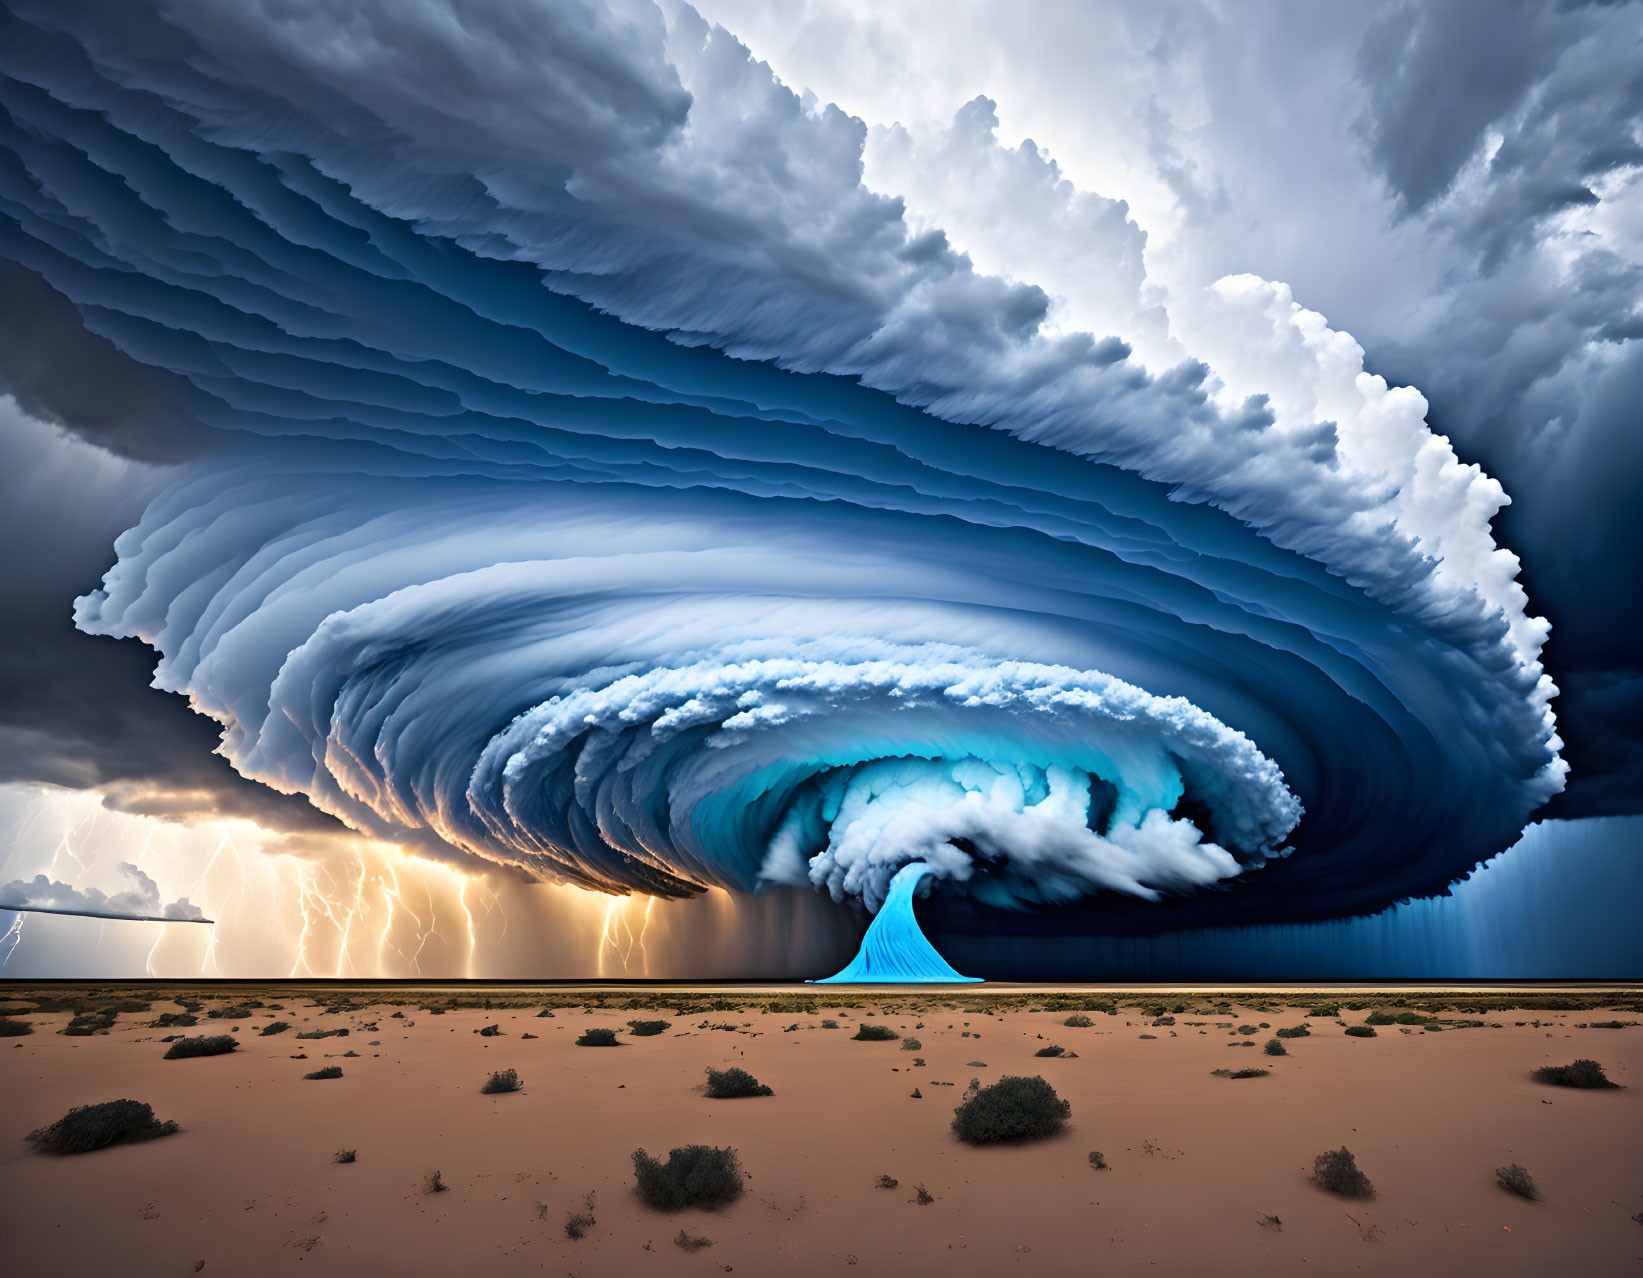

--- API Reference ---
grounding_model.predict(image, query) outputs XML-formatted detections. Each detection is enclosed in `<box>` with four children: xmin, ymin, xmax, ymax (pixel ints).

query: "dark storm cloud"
<box><xmin>0</xmin><ymin>260</ymin><xmax>211</xmax><ymax>463</ymax></box>
<box><xmin>0</xmin><ymin>402</ymin><xmax>346</xmax><ymax>835</ymax></box>
<box><xmin>1354</xmin><ymin>0</ymin><xmax>1573</xmax><ymax>215</ymax></box>
<box><xmin>1357</xmin><ymin>0</ymin><xmax>1643</xmax><ymax>242</ymax></box>
<box><xmin>1345</xmin><ymin>0</ymin><xmax>1643</xmax><ymax>817</ymax></box>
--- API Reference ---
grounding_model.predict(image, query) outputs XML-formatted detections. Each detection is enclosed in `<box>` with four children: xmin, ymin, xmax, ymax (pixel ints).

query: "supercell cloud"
<box><xmin>0</xmin><ymin>1</ymin><xmax>1564</xmax><ymax>934</ymax></box>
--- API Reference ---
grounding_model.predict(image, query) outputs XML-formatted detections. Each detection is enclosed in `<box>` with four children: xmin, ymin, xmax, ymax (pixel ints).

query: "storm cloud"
<box><xmin>0</xmin><ymin>1</ymin><xmax>1603</xmax><ymax>939</ymax></box>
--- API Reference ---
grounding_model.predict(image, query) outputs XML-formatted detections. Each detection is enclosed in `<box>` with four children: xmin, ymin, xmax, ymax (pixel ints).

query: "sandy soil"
<box><xmin>2</xmin><ymin>988</ymin><xmax>1640</xmax><ymax>1277</ymax></box>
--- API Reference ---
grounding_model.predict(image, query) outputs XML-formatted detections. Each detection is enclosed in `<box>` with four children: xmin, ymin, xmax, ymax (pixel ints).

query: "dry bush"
<box><xmin>1531</xmin><ymin>1059</ymin><xmax>1617</xmax><ymax>1089</ymax></box>
<box><xmin>482</xmin><ymin>1068</ymin><xmax>523</xmax><ymax>1094</ymax></box>
<box><xmin>26</xmin><ymin>1099</ymin><xmax>177</xmax><ymax>1155</ymax></box>
<box><xmin>951</xmin><ymin>1075</ymin><xmax>1070</xmax><ymax>1145</ymax></box>
<box><xmin>632</xmin><ymin>1145</ymin><xmax>743</xmax><ymax>1211</ymax></box>
<box><xmin>1496</xmin><ymin>1164</ymin><xmax>1538</xmax><ymax>1200</ymax></box>
<box><xmin>1312</xmin><ymin>1147</ymin><xmax>1373</xmax><ymax>1197</ymax></box>
<box><xmin>164</xmin><ymin>1034</ymin><xmax>237</xmax><ymax>1059</ymax></box>
<box><xmin>703</xmin><ymin>1066</ymin><xmax>772</xmax><ymax>1098</ymax></box>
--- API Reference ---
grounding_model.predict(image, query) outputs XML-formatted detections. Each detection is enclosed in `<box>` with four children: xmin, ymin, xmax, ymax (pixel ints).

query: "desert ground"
<box><xmin>1</xmin><ymin>984</ymin><xmax>1639</xmax><ymax>1277</ymax></box>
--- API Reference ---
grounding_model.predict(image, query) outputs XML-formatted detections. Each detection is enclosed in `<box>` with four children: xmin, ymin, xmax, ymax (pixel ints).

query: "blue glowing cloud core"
<box><xmin>813</xmin><ymin>862</ymin><xmax>982</xmax><ymax>984</ymax></box>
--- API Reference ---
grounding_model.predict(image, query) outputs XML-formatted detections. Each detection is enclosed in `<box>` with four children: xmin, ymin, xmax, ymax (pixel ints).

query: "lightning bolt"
<box><xmin>456</xmin><ymin>876</ymin><xmax>478</xmax><ymax>980</ymax></box>
<box><xmin>196</xmin><ymin>829</ymin><xmax>238</xmax><ymax>977</ymax></box>
<box><xmin>597</xmin><ymin>897</ymin><xmax>620</xmax><ymax>977</ymax></box>
<box><xmin>594</xmin><ymin>892</ymin><xmax>656</xmax><ymax>976</ymax></box>
<box><xmin>408</xmin><ymin>873</ymin><xmax>438</xmax><ymax>976</ymax></box>
<box><xmin>377</xmin><ymin>861</ymin><xmax>408</xmax><ymax>973</ymax></box>
<box><xmin>635</xmin><ymin>894</ymin><xmax>655</xmax><ymax>976</ymax></box>
<box><xmin>0</xmin><ymin>912</ymin><xmax>25</xmax><ymax>968</ymax></box>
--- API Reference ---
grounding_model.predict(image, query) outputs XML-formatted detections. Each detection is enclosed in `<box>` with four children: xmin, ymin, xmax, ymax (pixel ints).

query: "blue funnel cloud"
<box><xmin>813</xmin><ymin>863</ymin><xmax>982</xmax><ymax>983</ymax></box>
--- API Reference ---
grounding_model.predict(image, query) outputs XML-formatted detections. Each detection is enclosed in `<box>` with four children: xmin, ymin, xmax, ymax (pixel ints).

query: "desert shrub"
<box><xmin>1229</xmin><ymin>1067</ymin><xmax>1269</xmax><ymax>1079</ymax></box>
<box><xmin>901</xmin><ymin>1037</ymin><xmax>922</xmax><ymax>1051</ymax></box>
<box><xmin>565</xmin><ymin>1193</ymin><xmax>596</xmax><ymax>1240</ymax></box>
<box><xmin>852</xmin><ymin>1024</ymin><xmax>898</xmax><ymax>1041</ymax></box>
<box><xmin>674</xmin><ymin>1229</ymin><xmax>714</xmax><ymax>1251</ymax></box>
<box><xmin>477</xmin><ymin>1024</ymin><xmax>502</xmax><ymax>1037</ymax></box>
<box><xmin>336</xmin><ymin>1149</ymin><xmax>356</xmax><ymax>1163</ymax></box>
<box><xmin>1275</xmin><ymin>1025</ymin><xmax>1309</xmax><ymax>1039</ymax></box>
<box><xmin>426</xmin><ymin>1169</ymin><xmax>448</xmax><ymax>1193</ymax></box>
<box><xmin>1496</xmin><ymin>1164</ymin><xmax>1538</xmax><ymax>1200</ymax></box>
<box><xmin>627</xmin><ymin>1019</ymin><xmax>671</xmax><ymax>1037</ymax></box>
<box><xmin>1264</xmin><ymin>1039</ymin><xmax>1287</xmax><ymax>1056</ymax></box>
<box><xmin>576</xmin><ymin>1028</ymin><xmax>619</xmax><ymax>1047</ymax></box>
<box><xmin>1365</xmin><ymin>1010</ymin><xmax>1397</xmax><ymax>1025</ymax></box>
<box><xmin>1312</xmin><ymin>1147</ymin><xmax>1373</xmax><ymax>1197</ymax></box>
<box><xmin>482</xmin><ymin>1068</ymin><xmax>523</xmax><ymax>1094</ymax></box>
<box><xmin>951</xmin><ymin>1075</ymin><xmax>1070</xmax><ymax>1145</ymax></box>
<box><xmin>631</xmin><ymin>1144</ymin><xmax>744</xmax><ymax>1211</ymax></box>
<box><xmin>296</xmin><ymin>1028</ymin><xmax>348</xmax><ymax>1040</ymax></box>
<box><xmin>1034</xmin><ymin>1044</ymin><xmax>1066</xmax><ymax>1057</ymax></box>
<box><xmin>1531</xmin><ymin>1059</ymin><xmax>1617</xmax><ymax>1088</ymax></box>
<box><xmin>304</xmin><ymin>1065</ymin><xmax>343</xmax><ymax>1080</ymax></box>
<box><xmin>259</xmin><ymin>1021</ymin><xmax>291</xmax><ymax>1036</ymax></box>
<box><xmin>1306</xmin><ymin>1004</ymin><xmax>1340</xmax><ymax>1018</ymax></box>
<box><xmin>1063</xmin><ymin>1013</ymin><xmax>1094</xmax><ymax>1028</ymax></box>
<box><xmin>164</xmin><ymin>1034</ymin><xmax>238</xmax><ymax>1059</ymax></box>
<box><xmin>151</xmin><ymin>1012</ymin><xmax>197</xmax><ymax>1028</ymax></box>
<box><xmin>913</xmin><ymin>1182</ymin><xmax>934</xmax><ymax>1205</ymax></box>
<box><xmin>63</xmin><ymin>1009</ymin><xmax>118</xmax><ymax>1036</ymax></box>
<box><xmin>704</xmin><ymin>1066</ymin><xmax>772</xmax><ymax>1098</ymax></box>
<box><xmin>207</xmin><ymin>1002</ymin><xmax>262</xmax><ymax>1019</ymax></box>
<box><xmin>821</xmin><ymin>1019</ymin><xmax>840</xmax><ymax>1029</ymax></box>
<box><xmin>26</xmin><ymin>1099</ymin><xmax>177</xmax><ymax>1155</ymax></box>
<box><xmin>876</xmin><ymin>1173</ymin><xmax>899</xmax><ymax>1189</ymax></box>
<box><xmin>1586</xmin><ymin>1020</ymin><xmax>1633</xmax><ymax>1029</ymax></box>
<box><xmin>0</xmin><ymin>1018</ymin><xmax>33</xmax><ymax>1037</ymax></box>
<box><xmin>1088</xmin><ymin>1150</ymin><xmax>1107</xmax><ymax>1169</ymax></box>
<box><xmin>1394</xmin><ymin>1011</ymin><xmax>1428</xmax><ymax>1025</ymax></box>
<box><xmin>1344</xmin><ymin>1025</ymin><xmax>1377</xmax><ymax>1038</ymax></box>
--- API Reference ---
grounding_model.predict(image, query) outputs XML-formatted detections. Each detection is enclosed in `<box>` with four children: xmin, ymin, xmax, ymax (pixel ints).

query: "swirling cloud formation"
<box><xmin>0</xmin><ymin>1</ymin><xmax>1562</xmax><ymax>931</ymax></box>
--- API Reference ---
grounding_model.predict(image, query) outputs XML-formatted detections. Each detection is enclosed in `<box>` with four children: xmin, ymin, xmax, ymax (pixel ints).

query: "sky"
<box><xmin>0</xmin><ymin>0</ymin><xmax>1637</xmax><ymax>978</ymax></box>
